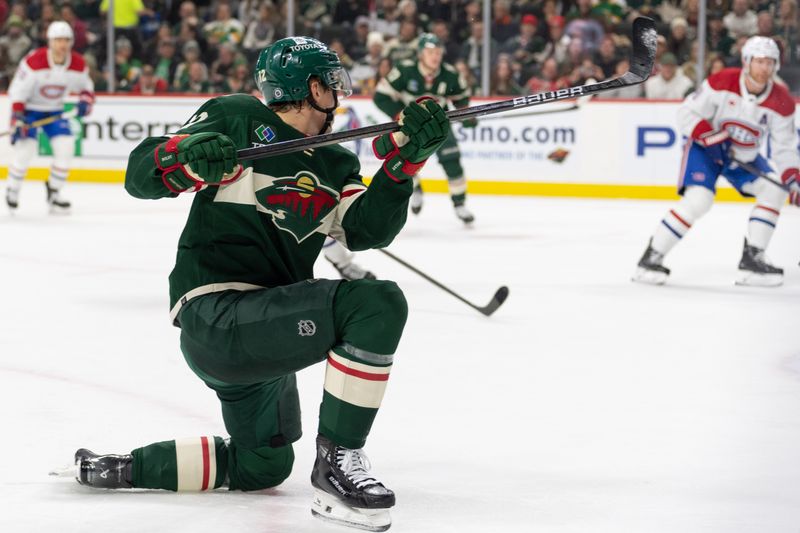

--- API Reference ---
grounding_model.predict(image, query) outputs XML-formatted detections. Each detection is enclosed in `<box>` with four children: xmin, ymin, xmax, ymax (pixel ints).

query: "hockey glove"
<box><xmin>790</xmin><ymin>191</ymin><xmax>800</xmax><ymax>207</ymax></box>
<box><xmin>372</xmin><ymin>97</ymin><xmax>449</xmax><ymax>182</ymax></box>
<box><xmin>781</xmin><ymin>168</ymin><xmax>800</xmax><ymax>195</ymax></box>
<box><xmin>77</xmin><ymin>91</ymin><xmax>95</xmax><ymax>117</ymax></box>
<box><xmin>692</xmin><ymin>120</ymin><xmax>729</xmax><ymax>165</ymax></box>
<box><xmin>10</xmin><ymin>104</ymin><xmax>29</xmax><ymax>145</ymax></box>
<box><xmin>155</xmin><ymin>132</ymin><xmax>243</xmax><ymax>193</ymax></box>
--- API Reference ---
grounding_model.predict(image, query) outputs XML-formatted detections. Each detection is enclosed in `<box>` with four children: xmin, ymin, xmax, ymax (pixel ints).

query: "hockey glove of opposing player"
<box><xmin>155</xmin><ymin>132</ymin><xmax>244</xmax><ymax>193</ymax></box>
<box><xmin>781</xmin><ymin>168</ymin><xmax>800</xmax><ymax>196</ymax></box>
<box><xmin>10</xmin><ymin>104</ymin><xmax>29</xmax><ymax>145</ymax></box>
<box><xmin>372</xmin><ymin>97</ymin><xmax>449</xmax><ymax>182</ymax></box>
<box><xmin>77</xmin><ymin>91</ymin><xmax>95</xmax><ymax>118</ymax></box>
<box><xmin>692</xmin><ymin>120</ymin><xmax>730</xmax><ymax>165</ymax></box>
<box><xmin>790</xmin><ymin>191</ymin><xmax>800</xmax><ymax>207</ymax></box>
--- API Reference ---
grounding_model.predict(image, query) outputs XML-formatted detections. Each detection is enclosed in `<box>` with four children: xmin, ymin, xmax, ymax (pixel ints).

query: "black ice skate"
<box><xmin>453</xmin><ymin>204</ymin><xmax>475</xmax><ymax>224</ymax></box>
<box><xmin>410</xmin><ymin>185</ymin><xmax>423</xmax><ymax>215</ymax></box>
<box><xmin>736</xmin><ymin>238</ymin><xmax>783</xmax><ymax>287</ymax></box>
<box><xmin>632</xmin><ymin>239</ymin><xmax>670</xmax><ymax>285</ymax></box>
<box><xmin>311</xmin><ymin>434</ymin><xmax>394</xmax><ymax>532</ymax></box>
<box><xmin>327</xmin><ymin>257</ymin><xmax>377</xmax><ymax>281</ymax></box>
<box><xmin>75</xmin><ymin>448</ymin><xmax>134</xmax><ymax>489</ymax></box>
<box><xmin>6</xmin><ymin>188</ymin><xmax>19</xmax><ymax>210</ymax></box>
<box><xmin>46</xmin><ymin>182</ymin><xmax>71</xmax><ymax>213</ymax></box>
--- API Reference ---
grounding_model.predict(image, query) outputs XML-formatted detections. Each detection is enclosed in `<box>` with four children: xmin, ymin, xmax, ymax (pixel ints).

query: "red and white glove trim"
<box><xmin>693</xmin><ymin>120</ymin><xmax>730</xmax><ymax>147</ymax></box>
<box><xmin>781</xmin><ymin>168</ymin><xmax>799</xmax><ymax>187</ymax></box>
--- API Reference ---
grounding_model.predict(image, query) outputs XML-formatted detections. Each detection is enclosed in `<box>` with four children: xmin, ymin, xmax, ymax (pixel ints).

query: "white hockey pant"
<box><xmin>650</xmin><ymin>186</ymin><xmax>715</xmax><ymax>255</ymax></box>
<box><xmin>741</xmin><ymin>177</ymin><xmax>788</xmax><ymax>250</ymax></box>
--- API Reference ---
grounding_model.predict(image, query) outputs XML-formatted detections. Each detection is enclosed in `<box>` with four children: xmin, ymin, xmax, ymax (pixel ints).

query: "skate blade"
<box><xmin>631</xmin><ymin>267</ymin><xmax>668</xmax><ymax>285</ymax></box>
<box><xmin>311</xmin><ymin>489</ymin><xmax>391</xmax><ymax>532</ymax></box>
<box><xmin>735</xmin><ymin>270</ymin><xmax>783</xmax><ymax>287</ymax></box>
<box><xmin>48</xmin><ymin>205</ymin><xmax>71</xmax><ymax>215</ymax></box>
<box><xmin>48</xmin><ymin>463</ymin><xmax>76</xmax><ymax>478</ymax></box>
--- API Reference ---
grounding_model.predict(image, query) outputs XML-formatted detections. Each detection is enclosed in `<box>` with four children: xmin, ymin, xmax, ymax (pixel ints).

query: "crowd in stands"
<box><xmin>1</xmin><ymin>0</ymin><xmax>798</xmax><ymax>98</ymax></box>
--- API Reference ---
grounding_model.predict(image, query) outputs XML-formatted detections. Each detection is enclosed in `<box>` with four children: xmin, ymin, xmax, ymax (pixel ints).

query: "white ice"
<box><xmin>1</xmin><ymin>183</ymin><xmax>799</xmax><ymax>533</ymax></box>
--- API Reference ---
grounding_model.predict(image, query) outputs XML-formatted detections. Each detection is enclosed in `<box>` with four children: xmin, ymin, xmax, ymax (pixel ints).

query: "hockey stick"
<box><xmin>378</xmin><ymin>248</ymin><xmax>509</xmax><ymax>317</ymax></box>
<box><xmin>236</xmin><ymin>17</ymin><xmax>656</xmax><ymax>161</ymax></box>
<box><xmin>0</xmin><ymin>110</ymin><xmax>79</xmax><ymax>138</ymax></box>
<box><xmin>730</xmin><ymin>157</ymin><xmax>790</xmax><ymax>192</ymax></box>
<box><xmin>478</xmin><ymin>92</ymin><xmax>593</xmax><ymax>122</ymax></box>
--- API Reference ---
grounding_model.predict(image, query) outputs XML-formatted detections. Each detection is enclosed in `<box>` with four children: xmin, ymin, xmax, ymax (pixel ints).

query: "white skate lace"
<box><xmin>335</xmin><ymin>447</ymin><xmax>379</xmax><ymax>489</ymax></box>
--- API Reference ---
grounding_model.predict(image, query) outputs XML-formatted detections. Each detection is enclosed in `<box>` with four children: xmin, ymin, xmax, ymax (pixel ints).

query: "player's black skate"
<box><xmin>736</xmin><ymin>238</ymin><xmax>783</xmax><ymax>287</ymax></box>
<box><xmin>46</xmin><ymin>182</ymin><xmax>71</xmax><ymax>213</ymax></box>
<box><xmin>454</xmin><ymin>204</ymin><xmax>475</xmax><ymax>224</ymax></box>
<box><xmin>75</xmin><ymin>448</ymin><xmax>134</xmax><ymax>489</ymax></box>
<box><xmin>327</xmin><ymin>257</ymin><xmax>377</xmax><ymax>281</ymax></box>
<box><xmin>311</xmin><ymin>434</ymin><xmax>394</xmax><ymax>532</ymax></box>
<box><xmin>410</xmin><ymin>185</ymin><xmax>423</xmax><ymax>215</ymax></box>
<box><xmin>632</xmin><ymin>239</ymin><xmax>670</xmax><ymax>285</ymax></box>
<box><xmin>6</xmin><ymin>188</ymin><xmax>19</xmax><ymax>210</ymax></box>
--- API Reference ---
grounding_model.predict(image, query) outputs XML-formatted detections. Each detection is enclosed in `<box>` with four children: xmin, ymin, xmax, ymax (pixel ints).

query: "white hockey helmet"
<box><xmin>47</xmin><ymin>21</ymin><xmax>74</xmax><ymax>42</ymax></box>
<box><xmin>741</xmin><ymin>36</ymin><xmax>780</xmax><ymax>73</ymax></box>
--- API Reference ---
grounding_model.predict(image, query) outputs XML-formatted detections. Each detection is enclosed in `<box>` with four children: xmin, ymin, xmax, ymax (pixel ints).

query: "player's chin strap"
<box><xmin>307</xmin><ymin>90</ymin><xmax>339</xmax><ymax>135</ymax></box>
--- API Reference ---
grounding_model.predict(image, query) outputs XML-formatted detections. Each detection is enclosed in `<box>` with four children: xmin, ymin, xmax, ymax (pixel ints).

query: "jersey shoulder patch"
<box><xmin>25</xmin><ymin>48</ymin><xmax>50</xmax><ymax>70</ymax></box>
<box><xmin>67</xmin><ymin>52</ymin><xmax>86</xmax><ymax>72</ymax></box>
<box><xmin>706</xmin><ymin>68</ymin><xmax>741</xmax><ymax>95</ymax></box>
<box><xmin>762</xmin><ymin>83</ymin><xmax>795</xmax><ymax>117</ymax></box>
<box><xmin>442</xmin><ymin>63</ymin><xmax>458</xmax><ymax>74</ymax></box>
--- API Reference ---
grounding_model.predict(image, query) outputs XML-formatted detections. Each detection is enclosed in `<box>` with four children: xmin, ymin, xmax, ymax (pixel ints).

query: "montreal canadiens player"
<box><xmin>633</xmin><ymin>36</ymin><xmax>800</xmax><ymax>286</ymax></box>
<box><xmin>5</xmin><ymin>21</ymin><xmax>94</xmax><ymax>213</ymax></box>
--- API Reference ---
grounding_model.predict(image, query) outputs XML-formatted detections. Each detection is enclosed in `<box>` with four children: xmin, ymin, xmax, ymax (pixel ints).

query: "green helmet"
<box><xmin>417</xmin><ymin>33</ymin><xmax>442</xmax><ymax>52</ymax></box>
<box><xmin>254</xmin><ymin>36</ymin><xmax>352</xmax><ymax>106</ymax></box>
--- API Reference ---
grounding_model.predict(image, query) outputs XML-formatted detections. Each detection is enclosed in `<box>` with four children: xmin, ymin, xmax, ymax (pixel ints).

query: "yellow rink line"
<box><xmin>0</xmin><ymin>167</ymin><xmax>751</xmax><ymax>203</ymax></box>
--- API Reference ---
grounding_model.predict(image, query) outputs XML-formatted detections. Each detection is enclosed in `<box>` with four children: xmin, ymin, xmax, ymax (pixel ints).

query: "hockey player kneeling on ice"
<box><xmin>633</xmin><ymin>36</ymin><xmax>800</xmax><ymax>287</ymax></box>
<box><xmin>323</xmin><ymin>236</ymin><xmax>377</xmax><ymax>280</ymax></box>
<box><xmin>5</xmin><ymin>21</ymin><xmax>94</xmax><ymax>213</ymax></box>
<box><xmin>374</xmin><ymin>33</ymin><xmax>476</xmax><ymax>224</ymax></box>
<box><xmin>74</xmin><ymin>37</ymin><xmax>449</xmax><ymax>532</ymax></box>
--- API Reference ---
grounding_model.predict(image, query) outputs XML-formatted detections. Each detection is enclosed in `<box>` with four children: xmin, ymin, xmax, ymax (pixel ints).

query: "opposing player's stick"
<box><xmin>0</xmin><ymin>110</ymin><xmax>78</xmax><ymax>138</ymax></box>
<box><xmin>378</xmin><ymin>249</ymin><xmax>509</xmax><ymax>317</ymax></box>
<box><xmin>236</xmin><ymin>17</ymin><xmax>656</xmax><ymax>161</ymax></box>
<box><xmin>731</xmin><ymin>157</ymin><xmax>790</xmax><ymax>192</ymax></box>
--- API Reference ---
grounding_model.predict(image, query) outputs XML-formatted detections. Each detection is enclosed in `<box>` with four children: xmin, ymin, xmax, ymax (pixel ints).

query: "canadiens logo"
<box><xmin>40</xmin><ymin>85</ymin><xmax>66</xmax><ymax>99</ymax></box>
<box><xmin>256</xmin><ymin>171</ymin><xmax>338</xmax><ymax>242</ymax></box>
<box><xmin>720</xmin><ymin>119</ymin><xmax>762</xmax><ymax>148</ymax></box>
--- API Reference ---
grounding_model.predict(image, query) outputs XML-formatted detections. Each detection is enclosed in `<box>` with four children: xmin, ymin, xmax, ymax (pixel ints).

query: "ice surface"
<box><xmin>1</xmin><ymin>183</ymin><xmax>799</xmax><ymax>533</ymax></box>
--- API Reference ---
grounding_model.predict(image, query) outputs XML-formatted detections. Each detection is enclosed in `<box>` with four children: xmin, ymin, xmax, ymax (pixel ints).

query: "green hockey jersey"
<box><xmin>124</xmin><ymin>94</ymin><xmax>411</xmax><ymax>322</ymax></box>
<box><xmin>373</xmin><ymin>59</ymin><xmax>471</xmax><ymax>119</ymax></box>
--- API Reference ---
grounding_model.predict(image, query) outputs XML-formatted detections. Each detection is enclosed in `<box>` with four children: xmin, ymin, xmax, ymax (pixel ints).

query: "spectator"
<box><xmin>724</xmin><ymin>0</ymin><xmax>758</xmax><ymax>39</ymax></box>
<box><xmin>430</xmin><ymin>19</ymin><xmax>460</xmax><ymax>64</ymax></box>
<box><xmin>61</xmin><ymin>4</ymin><xmax>91</xmax><ymax>52</ymax></box>
<box><xmin>398</xmin><ymin>0</ymin><xmax>428</xmax><ymax>31</ymax></box>
<box><xmin>492</xmin><ymin>0</ymin><xmax>518</xmax><ymax>44</ymax></box>
<box><xmin>344</xmin><ymin>16</ymin><xmax>371</xmax><ymax>61</ymax></box>
<box><xmin>209</xmin><ymin>43</ymin><xmax>239</xmax><ymax>92</ymax></box>
<box><xmin>373</xmin><ymin>0</ymin><xmax>401</xmax><ymax>38</ymax></box>
<box><xmin>593</xmin><ymin>35</ymin><xmax>619</xmax><ymax>78</ymax></box>
<box><xmin>708</xmin><ymin>54</ymin><xmax>727</xmax><ymax>76</ymax></box>
<box><xmin>243</xmin><ymin>2</ymin><xmax>276</xmax><ymax>61</ymax></box>
<box><xmin>644</xmin><ymin>52</ymin><xmax>694</xmax><ymax>98</ymax></box>
<box><xmin>565</xmin><ymin>0</ymin><xmax>605</xmax><ymax>55</ymax></box>
<box><xmin>526</xmin><ymin>56</ymin><xmax>569</xmax><ymax>93</ymax></box>
<box><xmin>681</xmin><ymin>41</ymin><xmax>701</xmax><ymax>82</ymax></box>
<box><xmin>143</xmin><ymin>23</ymin><xmax>173</xmax><ymax>65</ymax></box>
<box><xmin>541</xmin><ymin>15</ymin><xmax>569</xmax><ymax>66</ymax></box>
<box><xmin>100</xmin><ymin>0</ymin><xmax>151</xmax><ymax>51</ymax></box>
<box><xmin>592</xmin><ymin>0</ymin><xmax>626</xmax><ymax>26</ymax></box>
<box><xmin>603</xmin><ymin>59</ymin><xmax>644</xmax><ymax>98</ymax></box>
<box><xmin>460</xmin><ymin>19</ymin><xmax>498</xmax><ymax>82</ymax></box>
<box><xmin>114</xmin><ymin>37</ymin><xmax>142</xmax><ymax>91</ymax></box>
<box><xmin>328</xmin><ymin>38</ymin><xmax>354</xmax><ymax>70</ymax></box>
<box><xmin>502</xmin><ymin>14</ymin><xmax>545</xmax><ymax>76</ymax></box>
<box><xmin>204</xmin><ymin>2</ymin><xmax>245</xmax><ymax>46</ymax></box>
<box><xmin>668</xmin><ymin>17</ymin><xmax>692</xmax><ymax>64</ymax></box>
<box><xmin>454</xmin><ymin>58</ymin><xmax>480</xmax><ymax>95</ymax></box>
<box><xmin>333</xmin><ymin>0</ymin><xmax>368</xmax><ymax>27</ymax></box>
<box><xmin>238</xmin><ymin>0</ymin><xmax>266</xmax><ymax>28</ymax></box>
<box><xmin>490</xmin><ymin>54</ymin><xmax>524</xmax><ymax>95</ymax></box>
<box><xmin>708</xmin><ymin>11</ymin><xmax>735</xmax><ymax>57</ymax></box>
<box><xmin>173</xmin><ymin>39</ymin><xmax>206</xmax><ymax>90</ymax></box>
<box><xmin>176</xmin><ymin>60</ymin><xmax>211</xmax><ymax>93</ymax></box>
<box><xmin>453</xmin><ymin>0</ymin><xmax>481</xmax><ymax>43</ymax></box>
<box><xmin>350</xmin><ymin>31</ymin><xmax>385</xmax><ymax>94</ymax></box>
<box><xmin>139</xmin><ymin>0</ymin><xmax>162</xmax><ymax>43</ymax></box>
<box><xmin>153</xmin><ymin>37</ymin><xmax>179</xmax><ymax>87</ymax></box>
<box><xmin>220</xmin><ymin>61</ymin><xmax>253</xmax><ymax>94</ymax></box>
<box><xmin>30</xmin><ymin>2</ymin><xmax>56</xmax><ymax>47</ymax></box>
<box><xmin>131</xmin><ymin>64</ymin><xmax>169</xmax><ymax>94</ymax></box>
<box><xmin>776</xmin><ymin>0</ymin><xmax>798</xmax><ymax>62</ymax></box>
<box><xmin>756</xmin><ymin>11</ymin><xmax>775</xmax><ymax>38</ymax></box>
<box><xmin>385</xmin><ymin>19</ymin><xmax>419</xmax><ymax>63</ymax></box>
<box><xmin>0</xmin><ymin>15</ymin><xmax>32</xmax><ymax>74</ymax></box>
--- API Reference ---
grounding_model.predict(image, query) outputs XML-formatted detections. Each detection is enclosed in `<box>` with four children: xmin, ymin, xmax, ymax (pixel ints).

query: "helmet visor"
<box><xmin>322</xmin><ymin>67</ymin><xmax>353</xmax><ymax>98</ymax></box>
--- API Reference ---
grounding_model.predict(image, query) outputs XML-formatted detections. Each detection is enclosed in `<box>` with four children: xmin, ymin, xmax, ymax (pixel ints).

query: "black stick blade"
<box><xmin>478</xmin><ymin>286</ymin><xmax>510</xmax><ymax>317</ymax></box>
<box><xmin>624</xmin><ymin>17</ymin><xmax>657</xmax><ymax>83</ymax></box>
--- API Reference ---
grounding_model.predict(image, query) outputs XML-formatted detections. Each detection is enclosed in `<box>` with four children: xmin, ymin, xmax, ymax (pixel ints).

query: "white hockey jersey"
<box><xmin>677</xmin><ymin>67</ymin><xmax>800</xmax><ymax>181</ymax></box>
<box><xmin>8</xmin><ymin>47</ymin><xmax>94</xmax><ymax>113</ymax></box>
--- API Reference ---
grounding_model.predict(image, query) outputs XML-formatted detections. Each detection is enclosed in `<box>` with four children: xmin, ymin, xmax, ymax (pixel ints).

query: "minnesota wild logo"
<box><xmin>256</xmin><ymin>172</ymin><xmax>339</xmax><ymax>242</ymax></box>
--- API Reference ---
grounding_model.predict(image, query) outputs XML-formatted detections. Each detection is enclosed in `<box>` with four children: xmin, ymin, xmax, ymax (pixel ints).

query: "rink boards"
<box><xmin>1</xmin><ymin>94</ymin><xmax>798</xmax><ymax>201</ymax></box>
